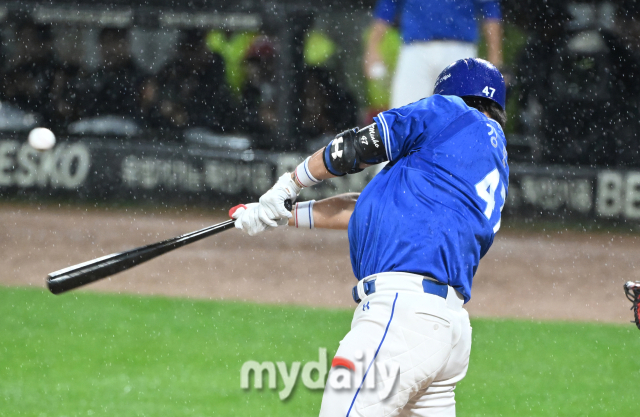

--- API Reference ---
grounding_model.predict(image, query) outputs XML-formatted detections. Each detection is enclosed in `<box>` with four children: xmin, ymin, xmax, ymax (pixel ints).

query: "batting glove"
<box><xmin>258</xmin><ymin>173</ymin><xmax>301</xmax><ymax>227</ymax></box>
<box><xmin>230</xmin><ymin>203</ymin><xmax>287</xmax><ymax>236</ymax></box>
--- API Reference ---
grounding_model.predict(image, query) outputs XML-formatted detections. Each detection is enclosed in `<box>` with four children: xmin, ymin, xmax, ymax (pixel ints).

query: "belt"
<box><xmin>352</xmin><ymin>276</ymin><xmax>449</xmax><ymax>303</ymax></box>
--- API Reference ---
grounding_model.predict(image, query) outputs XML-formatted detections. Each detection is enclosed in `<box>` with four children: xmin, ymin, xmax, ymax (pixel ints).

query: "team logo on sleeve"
<box><xmin>332</xmin><ymin>137</ymin><xmax>343</xmax><ymax>159</ymax></box>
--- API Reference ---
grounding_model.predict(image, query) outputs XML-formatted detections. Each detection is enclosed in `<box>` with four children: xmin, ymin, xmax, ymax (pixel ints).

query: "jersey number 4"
<box><xmin>475</xmin><ymin>168</ymin><xmax>505</xmax><ymax>233</ymax></box>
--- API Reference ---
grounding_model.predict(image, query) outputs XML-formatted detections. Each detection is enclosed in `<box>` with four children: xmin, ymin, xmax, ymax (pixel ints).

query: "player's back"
<box><xmin>348</xmin><ymin>95</ymin><xmax>508</xmax><ymax>302</ymax></box>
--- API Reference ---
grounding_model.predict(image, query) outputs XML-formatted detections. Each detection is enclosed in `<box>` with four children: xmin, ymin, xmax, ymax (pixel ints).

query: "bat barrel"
<box><xmin>47</xmin><ymin>277</ymin><xmax>69</xmax><ymax>295</ymax></box>
<box><xmin>48</xmin><ymin>273</ymin><xmax>103</xmax><ymax>295</ymax></box>
<box><xmin>46</xmin><ymin>243</ymin><xmax>183</xmax><ymax>294</ymax></box>
<box><xmin>47</xmin><ymin>276</ymin><xmax>76</xmax><ymax>295</ymax></box>
<box><xmin>46</xmin><ymin>219</ymin><xmax>235</xmax><ymax>295</ymax></box>
<box><xmin>47</xmin><ymin>252</ymin><xmax>143</xmax><ymax>294</ymax></box>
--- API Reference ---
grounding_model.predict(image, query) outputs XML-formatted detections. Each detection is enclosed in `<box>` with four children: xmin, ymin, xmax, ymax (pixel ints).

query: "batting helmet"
<box><xmin>433</xmin><ymin>58</ymin><xmax>506</xmax><ymax>110</ymax></box>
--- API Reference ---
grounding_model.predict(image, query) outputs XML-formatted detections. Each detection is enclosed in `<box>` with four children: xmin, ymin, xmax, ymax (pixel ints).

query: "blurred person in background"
<box><xmin>604</xmin><ymin>0</ymin><xmax>640</xmax><ymax>166</ymax></box>
<box><xmin>139</xmin><ymin>29</ymin><xmax>232</xmax><ymax>132</ymax></box>
<box><xmin>84</xmin><ymin>27</ymin><xmax>141</xmax><ymax>118</ymax></box>
<box><xmin>300</xmin><ymin>66</ymin><xmax>358</xmax><ymax>139</ymax></box>
<box><xmin>516</xmin><ymin>1</ymin><xmax>640</xmax><ymax>166</ymax></box>
<box><xmin>239</xmin><ymin>37</ymin><xmax>278</xmax><ymax>148</ymax></box>
<box><xmin>364</xmin><ymin>0</ymin><xmax>503</xmax><ymax>109</ymax></box>
<box><xmin>513</xmin><ymin>2</ymin><xmax>569</xmax><ymax>158</ymax></box>
<box><xmin>2</xmin><ymin>19</ymin><xmax>57</xmax><ymax>122</ymax></box>
<box><xmin>49</xmin><ymin>47</ymin><xmax>90</xmax><ymax>130</ymax></box>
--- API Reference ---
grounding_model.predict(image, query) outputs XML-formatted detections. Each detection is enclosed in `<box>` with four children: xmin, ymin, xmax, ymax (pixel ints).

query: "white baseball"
<box><xmin>369</xmin><ymin>62</ymin><xmax>388</xmax><ymax>80</ymax></box>
<box><xmin>28</xmin><ymin>127</ymin><xmax>56</xmax><ymax>151</ymax></box>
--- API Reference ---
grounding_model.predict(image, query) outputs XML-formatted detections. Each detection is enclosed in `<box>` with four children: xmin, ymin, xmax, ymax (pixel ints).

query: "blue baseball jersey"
<box><xmin>374</xmin><ymin>0</ymin><xmax>502</xmax><ymax>44</ymax></box>
<box><xmin>348</xmin><ymin>95</ymin><xmax>508</xmax><ymax>302</ymax></box>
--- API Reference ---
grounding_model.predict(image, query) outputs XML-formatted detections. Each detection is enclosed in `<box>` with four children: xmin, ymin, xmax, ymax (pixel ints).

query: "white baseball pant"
<box><xmin>319</xmin><ymin>272</ymin><xmax>472</xmax><ymax>417</ymax></box>
<box><xmin>391</xmin><ymin>41</ymin><xmax>478</xmax><ymax>108</ymax></box>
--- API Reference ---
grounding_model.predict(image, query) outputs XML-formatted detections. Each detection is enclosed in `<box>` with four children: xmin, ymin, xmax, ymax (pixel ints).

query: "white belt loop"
<box><xmin>356</xmin><ymin>279</ymin><xmax>367</xmax><ymax>301</ymax></box>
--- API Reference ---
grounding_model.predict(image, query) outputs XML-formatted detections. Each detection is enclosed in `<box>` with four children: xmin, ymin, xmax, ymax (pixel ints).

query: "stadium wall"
<box><xmin>1</xmin><ymin>137</ymin><xmax>639</xmax><ymax>222</ymax></box>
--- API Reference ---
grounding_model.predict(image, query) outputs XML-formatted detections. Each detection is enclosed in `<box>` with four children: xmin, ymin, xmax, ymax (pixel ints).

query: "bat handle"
<box><xmin>284</xmin><ymin>199</ymin><xmax>293</xmax><ymax>211</ymax></box>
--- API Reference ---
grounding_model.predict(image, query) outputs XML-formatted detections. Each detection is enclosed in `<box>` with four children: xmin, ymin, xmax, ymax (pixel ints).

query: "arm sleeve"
<box><xmin>373</xmin><ymin>0</ymin><xmax>400</xmax><ymax>24</ymax></box>
<box><xmin>476</xmin><ymin>0</ymin><xmax>502</xmax><ymax>20</ymax></box>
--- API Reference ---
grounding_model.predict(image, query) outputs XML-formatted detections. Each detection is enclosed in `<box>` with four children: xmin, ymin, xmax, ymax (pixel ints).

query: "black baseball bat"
<box><xmin>47</xmin><ymin>200</ymin><xmax>292</xmax><ymax>295</ymax></box>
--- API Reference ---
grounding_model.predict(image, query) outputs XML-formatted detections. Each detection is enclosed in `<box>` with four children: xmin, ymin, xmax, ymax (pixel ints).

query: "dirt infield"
<box><xmin>1</xmin><ymin>203</ymin><xmax>637</xmax><ymax>324</ymax></box>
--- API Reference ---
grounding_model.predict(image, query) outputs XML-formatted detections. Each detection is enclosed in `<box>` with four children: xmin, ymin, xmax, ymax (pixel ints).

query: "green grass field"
<box><xmin>1</xmin><ymin>286</ymin><xmax>638</xmax><ymax>417</ymax></box>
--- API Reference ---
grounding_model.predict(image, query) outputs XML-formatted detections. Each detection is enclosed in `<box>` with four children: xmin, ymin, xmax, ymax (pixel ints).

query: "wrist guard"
<box><xmin>293</xmin><ymin>200</ymin><xmax>315</xmax><ymax>229</ymax></box>
<box><xmin>294</xmin><ymin>157</ymin><xmax>322</xmax><ymax>188</ymax></box>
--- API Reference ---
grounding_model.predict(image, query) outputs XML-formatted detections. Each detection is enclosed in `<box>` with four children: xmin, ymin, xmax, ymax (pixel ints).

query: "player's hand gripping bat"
<box><xmin>47</xmin><ymin>200</ymin><xmax>292</xmax><ymax>295</ymax></box>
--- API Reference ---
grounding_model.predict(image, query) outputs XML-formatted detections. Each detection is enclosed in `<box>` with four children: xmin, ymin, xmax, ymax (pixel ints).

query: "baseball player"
<box><xmin>233</xmin><ymin>58</ymin><xmax>508</xmax><ymax>416</ymax></box>
<box><xmin>364</xmin><ymin>0</ymin><xmax>503</xmax><ymax>109</ymax></box>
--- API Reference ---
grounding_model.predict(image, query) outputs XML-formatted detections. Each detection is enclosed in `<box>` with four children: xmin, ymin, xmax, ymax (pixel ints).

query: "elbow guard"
<box><xmin>323</xmin><ymin>123</ymin><xmax>387</xmax><ymax>176</ymax></box>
